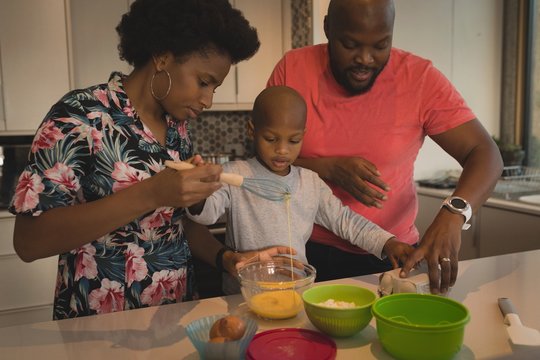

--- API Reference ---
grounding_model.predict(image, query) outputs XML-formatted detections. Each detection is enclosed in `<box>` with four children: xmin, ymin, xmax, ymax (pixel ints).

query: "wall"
<box><xmin>2</xmin><ymin>1</ymin><xmax>502</xmax><ymax>178</ymax></box>
<box><xmin>311</xmin><ymin>0</ymin><xmax>503</xmax><ymax>179</ymax></box>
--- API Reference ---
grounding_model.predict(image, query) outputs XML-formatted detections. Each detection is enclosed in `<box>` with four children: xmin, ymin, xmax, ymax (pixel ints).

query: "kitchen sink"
<box><xmin>516</xmin><ymin>194</ymin><xmax>540</xmax><ymax>205</ymax></box>
<box><xmin>491</xmin><ymin>184</ymin><xmax>540</xmax><ymax>204</ymax></box>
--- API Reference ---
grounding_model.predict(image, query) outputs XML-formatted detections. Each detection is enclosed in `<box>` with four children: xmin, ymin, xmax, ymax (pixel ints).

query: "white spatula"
<box><xmin>498</xmin><ymin>297</ymin><xmax>540</xmax><ymax>346</ymax></box>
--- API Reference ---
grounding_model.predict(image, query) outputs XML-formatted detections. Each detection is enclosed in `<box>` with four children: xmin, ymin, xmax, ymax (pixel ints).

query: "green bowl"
<box><xmin>302</xmin><ymin>284</ymin><xmax>377</xmax><ymax>337</ymax></box>
<box><xmin>372</xmin><ymin>293</ymin><xmax>470</xmax><ymax>360</ymax></box>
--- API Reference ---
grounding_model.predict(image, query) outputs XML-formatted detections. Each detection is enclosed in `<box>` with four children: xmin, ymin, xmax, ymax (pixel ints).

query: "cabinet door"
<box><xmin>416</xmin><ymin>194</ymin><xmax>478</xmax><ymax>260</ymax></box>
<box><xmin>0</xmin><ymin>255</ymin><xmax>58</xmax><ymax>312</ymax></box>
<box><xmin>0</xmin><ymin>215</ymin><xmax>16</xmax><ymax>256</ymax></box>
<box><xmin>479</xmin><ymin>207</ymin><xmax>540</xmax><ymax>257</ymax></box>
<box><xmin>211</xmin><ymin>0</ymin><xmax>288</xmax><ymax>110</ymax></box>
<box><xmin>0</xmin><ymin>215</ymin><xmax>57</xmax><ymax>313</ymax></box>
<box><xmin>69</xmin><ymin>0</ymin><xmax>132</xmax><ymax>89</ymax></box>
<box><xmin>212</xmin><ymin>66</ymin><xmax>237</xmax><ymax>105</ymax></box>
<box><xmin>0</xmin><ymin>0</ymin><xmax>70</xmax><ymax>133</ymax></box>
<box><xmin>235</xmin><ymin>0</ymin><xmax>284</xmax><ymax>105</ymax></box>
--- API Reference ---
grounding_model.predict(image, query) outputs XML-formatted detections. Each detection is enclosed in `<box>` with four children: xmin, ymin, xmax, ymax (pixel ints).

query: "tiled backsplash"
<box><xmin>291</xmin><ymin>0</ymin><xmax>312</xmax><ymax>48</ymax></box>
<box><xmin>191</xmin><ymin>0</ymin><xmax>312</xmax><ymax>158</ymax></box>
<box><xmin>190</xmin><ymin>111</ymin><xmax>254</xmax><ymax>158</ymax></box>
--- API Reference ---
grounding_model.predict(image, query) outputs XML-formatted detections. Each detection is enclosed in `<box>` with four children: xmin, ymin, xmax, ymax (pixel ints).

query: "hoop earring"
<box><xmin>150</xmin><ymin>70</ymin><xmax>172</xmax><ymax>101</ymax></box>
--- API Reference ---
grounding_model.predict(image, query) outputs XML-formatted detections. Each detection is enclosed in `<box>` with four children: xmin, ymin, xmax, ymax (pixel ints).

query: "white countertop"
<box><xmin>1</xmin><ymin>249</ymin><xmax>540</xmax><ymax>359</ymax></box>
<box><xmin>417</xmin><ymin>186</ymin><xmax>540</xmax><ymax>216</ymax></box>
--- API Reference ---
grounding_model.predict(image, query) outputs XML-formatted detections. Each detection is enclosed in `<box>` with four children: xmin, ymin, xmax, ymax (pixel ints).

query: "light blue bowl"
<box><xmin>186</xmin><ymin>314</ymin><xmax>258</xmax><ymax>360</ymax></box>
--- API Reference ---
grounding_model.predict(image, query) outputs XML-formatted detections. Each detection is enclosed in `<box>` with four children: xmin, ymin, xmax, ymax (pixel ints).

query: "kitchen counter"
<box><xmin>1</xmin><ymin>249</ymin><xmax>540</xmax><ymax>359</ymax></box>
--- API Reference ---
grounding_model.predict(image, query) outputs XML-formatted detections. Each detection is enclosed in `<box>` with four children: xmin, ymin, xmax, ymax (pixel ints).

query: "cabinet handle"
<box><xmin>234</xmin><ymin>67</ymin><xmax>238</xmax><ymax>96</ymax></box>
<box><xmin>0</xmin><ymin>52</ymin><xmax>5</xmax><ymax>127</ymax></box>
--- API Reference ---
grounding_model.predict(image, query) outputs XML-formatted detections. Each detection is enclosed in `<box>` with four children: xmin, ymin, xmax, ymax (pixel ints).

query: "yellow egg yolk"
<box><xmin>249</xmin><ymin>290</ymin><xmax>302</xmax><ymax>319</ymax></box>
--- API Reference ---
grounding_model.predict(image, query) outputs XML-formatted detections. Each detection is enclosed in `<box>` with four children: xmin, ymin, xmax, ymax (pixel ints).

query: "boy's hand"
<box><xmin>383</xmin><ymin>238</ymin><xmax>415</xmax><ymax>269</ymax></box>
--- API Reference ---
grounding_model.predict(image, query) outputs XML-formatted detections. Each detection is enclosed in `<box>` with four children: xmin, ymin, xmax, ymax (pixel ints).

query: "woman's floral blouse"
<box><xmin>9</xmin><ymin>72</ymin><xmax>197</xmax><ymax>320</ymax></box>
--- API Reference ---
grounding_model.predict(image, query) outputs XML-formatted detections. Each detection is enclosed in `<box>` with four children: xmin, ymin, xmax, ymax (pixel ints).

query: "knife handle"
<box><xmin>498</xmin><ymin>297</ymin><xmax>517</xmax><ymax>316</ymax></box>
<box><xmin>165</xmin><ymin>160</ymin><xmax>194</xmax><ymax>171</ymax></box>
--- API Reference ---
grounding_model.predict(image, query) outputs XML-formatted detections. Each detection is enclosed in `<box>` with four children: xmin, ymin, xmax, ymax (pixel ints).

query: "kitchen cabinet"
<box><xmin>478</xmin><ymin>206</ymin><xmax>540</xmax><ymax>257</ymax></box>
<box><xmin>416</xmin><ymin>188</ymin><xmax>540</xmax><ymax>259</ymax></box>
<box><xmin>0</xmin><ymin>213</ymin><xmax>57</xmax><ymax>327</ymax></box>
<box><xmin>68</xmin><ymin>0</ymin><xmax>132</xmax><ymax>89</ymax></box>
<box><xmin>0</xmin><ymin>0</ymin><xmax>71</xmax><ymax>134</ymax></box>
<box><xmin>68</xmin><ymin>0</ymin><xmax>291</xmax><ymax>111</ymax></box>
<box><xmin>210</xmin><ymin>0</ymin><xmax>292</xmax><ymax>110</ymax></box>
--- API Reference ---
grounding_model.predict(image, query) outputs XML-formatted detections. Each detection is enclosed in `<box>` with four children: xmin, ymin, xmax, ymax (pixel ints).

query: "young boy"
<box><xmin>187</xmin><ymin>86</ymin><xmax>413</xmax><ymax>294</ymax></box>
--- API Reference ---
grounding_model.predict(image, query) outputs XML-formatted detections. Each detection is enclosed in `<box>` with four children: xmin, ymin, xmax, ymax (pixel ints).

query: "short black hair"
<box><xmin>116</xmin><ymin>0</ymin><xmax>260</xmax><ymax>68</ymax></box>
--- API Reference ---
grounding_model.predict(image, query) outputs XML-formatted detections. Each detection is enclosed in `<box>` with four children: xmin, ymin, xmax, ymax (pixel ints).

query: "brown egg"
<box><xmin>209</xmin><ymin>315</ymin><xmax>247</xmax><ymax>341</ymax></box>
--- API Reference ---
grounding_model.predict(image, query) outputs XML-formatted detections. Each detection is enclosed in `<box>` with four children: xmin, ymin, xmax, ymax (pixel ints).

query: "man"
<box><xmin>267</xmin><ymin>0</ymin><xmax>502</xmax><ymax>294</ymax></box>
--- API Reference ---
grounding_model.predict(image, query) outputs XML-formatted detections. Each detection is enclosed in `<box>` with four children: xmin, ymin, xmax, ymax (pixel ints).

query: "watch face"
<box><xmin>450</xmin><ymin>198</ymin><xmax>467</xmax><ymax>209</ymax></box>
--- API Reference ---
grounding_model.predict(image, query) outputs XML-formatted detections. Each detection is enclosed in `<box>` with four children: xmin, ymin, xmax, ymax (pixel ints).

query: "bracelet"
<box><xmin>215</xmin><ymin>247</ymin><xmax>231</xmax><ymax>273</ymax></box>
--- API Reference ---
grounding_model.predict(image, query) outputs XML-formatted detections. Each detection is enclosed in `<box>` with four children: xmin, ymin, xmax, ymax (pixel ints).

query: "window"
<box><xmin>525</xmin><ymin>0</ymin><xmax>540</xmax><ymax>166</ymax></box>
<box><xmin>501</xmin><ymin>0</ymin><xmax>539</xmax><ymax>167</ymax></box>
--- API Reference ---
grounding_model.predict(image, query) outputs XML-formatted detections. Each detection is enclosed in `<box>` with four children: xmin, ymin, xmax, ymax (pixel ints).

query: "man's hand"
<box><xmin>328</xmin><ymin>157</ymin><xmax>390</xmax><ymax>208</ymax></box>
<box><xmin>295</xmin><ymin>156</ymin><xmax>390</xmax><ymax>207</ymax></box>
<box><xmin>400</xmin><ymin>210</ymin><xmax>463</xmax><ymax>294</ymax></box>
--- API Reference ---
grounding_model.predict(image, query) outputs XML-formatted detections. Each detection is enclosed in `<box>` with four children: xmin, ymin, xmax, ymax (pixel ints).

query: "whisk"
<box><xmin>165</xmin><ymin>160</ymin><xmax>291</xmax><ymax>201</ymax></box>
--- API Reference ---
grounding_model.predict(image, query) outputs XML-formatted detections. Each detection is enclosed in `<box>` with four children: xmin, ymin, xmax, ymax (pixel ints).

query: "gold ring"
<box><xmin>440</xmin><ymin>257</ymin><xmax>451</xmax><ymax>262</ymax></box>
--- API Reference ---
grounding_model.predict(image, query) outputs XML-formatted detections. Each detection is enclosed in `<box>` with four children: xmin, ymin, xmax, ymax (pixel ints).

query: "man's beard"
<box><xmin>329</xmin><ymin>53</ymin><xmax>387</xmax><ymax>95</ymax></box>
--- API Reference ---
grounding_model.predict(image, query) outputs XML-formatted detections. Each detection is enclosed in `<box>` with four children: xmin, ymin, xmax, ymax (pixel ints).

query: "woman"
<box><xmin>10</xmin><ymin>0</ymin><xmax>292</xmax><ymax>320</ymax></box>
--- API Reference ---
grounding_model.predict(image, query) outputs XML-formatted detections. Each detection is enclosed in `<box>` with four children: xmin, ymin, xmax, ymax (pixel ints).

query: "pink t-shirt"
<box><xmin>267</xmin><ymin>45</ymin><xmax>475</xmax><ymax>253</ymax></box>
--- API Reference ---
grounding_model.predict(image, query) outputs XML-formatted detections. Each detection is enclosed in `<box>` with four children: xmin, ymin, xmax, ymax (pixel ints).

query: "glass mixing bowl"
<box><xmin>237</xmin><ymin>259</ymin><xmax>316</xmax><ymax>320</ymax></box>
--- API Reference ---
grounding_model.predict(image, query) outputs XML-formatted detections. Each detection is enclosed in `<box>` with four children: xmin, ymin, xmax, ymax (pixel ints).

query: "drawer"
<box><xmin>0</xmin><ymin>216</ymin><xmax>15</xmax><ymax>256</ymax></box>
<box><xmin>479</xmin><ymin>206</ymin><xmax>540</xmax><ymax>257</ymax></box>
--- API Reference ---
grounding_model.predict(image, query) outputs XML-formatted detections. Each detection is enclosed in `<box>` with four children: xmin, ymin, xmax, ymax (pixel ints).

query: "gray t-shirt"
<box><xmin>187</xmin><ymin>158</ymin><xmax>394</xmax><ymax>294</ymax></box>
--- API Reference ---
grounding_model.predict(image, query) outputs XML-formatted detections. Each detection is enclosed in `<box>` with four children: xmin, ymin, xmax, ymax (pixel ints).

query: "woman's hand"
<box><xmin>221</xmin><ymin>246</ymin><xmax>297</xmax><ymax>275</ymax></box>
<box><xmin>145</xmin><ymin>161</ymin><xmax>223</xmax><ymax>209</ymax></box>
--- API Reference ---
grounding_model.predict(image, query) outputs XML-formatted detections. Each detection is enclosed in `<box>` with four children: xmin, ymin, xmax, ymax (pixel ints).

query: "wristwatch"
<box><xmin>441</xmin><ymin>196</ymin><xmax>472</xmax><ymax>230</ymax></box>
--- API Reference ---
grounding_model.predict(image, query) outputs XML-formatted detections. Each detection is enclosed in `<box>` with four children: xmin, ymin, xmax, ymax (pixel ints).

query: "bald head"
<box><xmin>252</xmin><ymin>86</ymin><xmax>307</xmax><ymax>130</ymax></box>
<box><xmin>326</xmin><ymin>0</ymin><xmax>395</xmax><ymax>35</ymax></box>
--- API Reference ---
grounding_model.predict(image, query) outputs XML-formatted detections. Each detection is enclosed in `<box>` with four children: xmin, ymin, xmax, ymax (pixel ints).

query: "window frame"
<box><xmin>502</xmin><ymin>0</ymin><xmax>538</xmax><ymax>166</ymax></box>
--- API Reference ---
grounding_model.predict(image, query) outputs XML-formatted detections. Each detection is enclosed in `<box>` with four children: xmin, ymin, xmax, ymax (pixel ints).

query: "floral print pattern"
<box><xmin>9</xmin><ymin>72</ymin><xmax>196</xmax><ymax>319</ymax></box>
